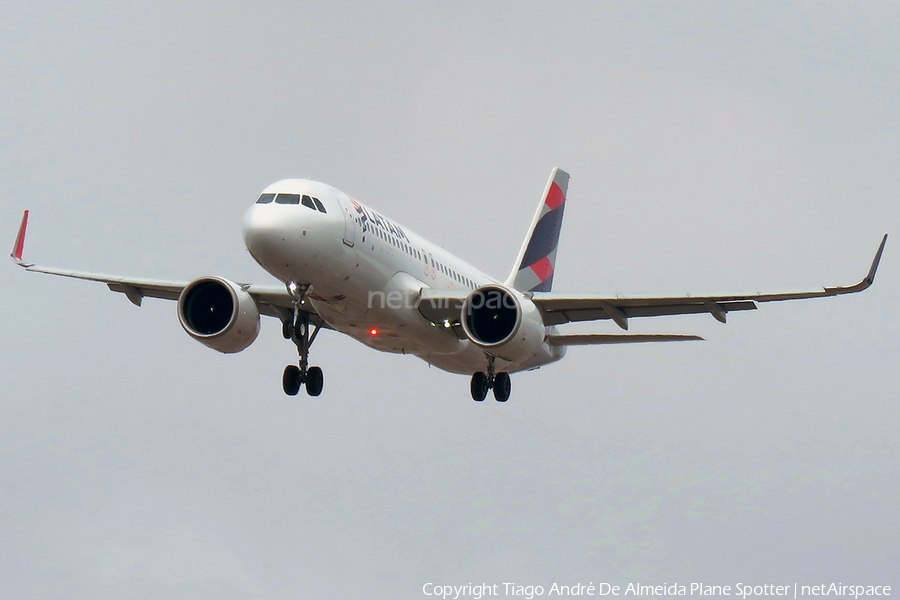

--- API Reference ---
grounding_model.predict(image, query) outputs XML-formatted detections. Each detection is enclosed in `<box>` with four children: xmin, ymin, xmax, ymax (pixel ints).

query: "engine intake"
<box><xmin>461</xmin><ymin>286</ymin><xmax>522</xmax><ymax>347</ymax></box>
<box><xmin>177</xmin><ymin>276</ymin><xmax>260</xmax><ymax>353</ymax></box>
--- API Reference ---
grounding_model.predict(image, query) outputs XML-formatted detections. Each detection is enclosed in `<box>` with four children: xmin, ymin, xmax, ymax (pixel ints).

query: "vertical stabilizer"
<box><xmin>505</xmin><ymin>168</ymin><xmax>569</xmax><ymax>292</ymax></box>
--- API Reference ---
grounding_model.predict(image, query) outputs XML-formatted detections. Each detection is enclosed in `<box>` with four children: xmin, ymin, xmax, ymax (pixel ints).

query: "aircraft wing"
<box><xmin>10</xmin><ymin>211</ymin><xmax>318</xmax><ymax>323</ymax></box>
<box><xmin>417</xmin><ymin>235</ymin><xmax>885</xmax><ymax>333</ymax></box>
<box><xmin>532</xmin><ymin>235</ymin><xmax>887</xmax><ymax>329</ymax></box>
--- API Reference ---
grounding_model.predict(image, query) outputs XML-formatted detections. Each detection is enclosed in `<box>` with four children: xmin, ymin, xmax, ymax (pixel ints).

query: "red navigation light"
<box><xmin>369</xmin><ymin>327</ymin><xmax>379</xmax><ymax>337</ymax></box>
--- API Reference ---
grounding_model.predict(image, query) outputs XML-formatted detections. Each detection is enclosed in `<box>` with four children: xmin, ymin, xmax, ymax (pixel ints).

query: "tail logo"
<box><xmin>510</xmin><ymin>169</ymin><xmax>569</xmax><ymax>293</ymax></box>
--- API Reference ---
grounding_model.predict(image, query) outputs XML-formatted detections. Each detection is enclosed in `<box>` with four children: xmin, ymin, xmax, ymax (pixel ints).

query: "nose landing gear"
<box><xmin>282</xmin><ymin>284</ymin><xmax>324</xmax><ymax>397</ymax></box>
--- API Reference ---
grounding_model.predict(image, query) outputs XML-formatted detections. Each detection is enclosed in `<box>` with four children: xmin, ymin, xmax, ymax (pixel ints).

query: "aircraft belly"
<box><xmin>314</xmin><ymin>287</ymin><xmax>564</xmax><ymax>374</ymax></box>
<box><xmin>301</xmin><ymin>249</ymin><xmax>566</xmax><ymax>375</ymax></box>
<box><xmin>419</xmin><ymin>341</ymin><xmax>564</xmax><ymax>375</ymax></box>
<box><xmin>321</xmin><ymin>302</ymin><xmax>466</xmax><ymax>355</ymax></box>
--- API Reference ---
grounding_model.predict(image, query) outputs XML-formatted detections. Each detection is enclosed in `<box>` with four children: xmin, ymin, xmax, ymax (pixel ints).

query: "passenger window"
<box><xmin>301</xmin><ymin>195</ymin><xmax>316</xmax><ymax>210</ymax></box>
<box><xmin>312</xmin><ymin>197</ymin><xmax>326</xmax><ymax>213</ymax></box>
<box><xmin>255</xmin><ymin>193</ymin><xmax>275</xmax><ymax>204</ymax></box>
<box><xmin>275</xmin><ymin>193</ymin><xmax>301</xmax><ymax>204</ymax></box>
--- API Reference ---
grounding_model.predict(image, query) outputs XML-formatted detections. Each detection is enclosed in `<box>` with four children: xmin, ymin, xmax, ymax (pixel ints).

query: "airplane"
<box><xmin>10</xmin><ymin>168</ymin><xmax>887</xmax><ymax>402</ymax></box>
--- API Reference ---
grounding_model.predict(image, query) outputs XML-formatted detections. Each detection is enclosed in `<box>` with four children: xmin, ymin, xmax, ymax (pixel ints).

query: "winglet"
<box><xmin>865</xmin><ymin>234</ymin><xmax>887</xmax><ymax>286</ymax></box>
<box><xmin>819</xmin><ymin>234</ymin><xmax>887</xmax><ymax>297</ymax></box>
<box><xmin>10</xmin><ymin>210</ymin><xmax>32</xmax><ymax>267</ymax></box>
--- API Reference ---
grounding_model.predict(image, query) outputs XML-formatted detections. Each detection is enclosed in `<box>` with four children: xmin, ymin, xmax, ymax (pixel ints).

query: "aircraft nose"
<box><xmin>243</xmin><ymin>204</ymin><xmax>294</xmax><ymax>269</ymax></box>
<box><xmin>243</xmin><ymin>189</ymin><xmax>346</xmax><ymax>281</ymax></box>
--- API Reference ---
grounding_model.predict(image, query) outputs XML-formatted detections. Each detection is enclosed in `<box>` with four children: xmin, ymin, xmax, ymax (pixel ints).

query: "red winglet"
<box><xmin>11</xmin><ymin>210</ymin><xmax>29</xmax><ymax>263</ymax></box>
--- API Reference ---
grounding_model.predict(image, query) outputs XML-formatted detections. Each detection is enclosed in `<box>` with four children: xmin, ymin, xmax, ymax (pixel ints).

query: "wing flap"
<box><xmin>538</xmin><ymin>299</ymin><xmax>757</xmax><ymax>326</ymax></box>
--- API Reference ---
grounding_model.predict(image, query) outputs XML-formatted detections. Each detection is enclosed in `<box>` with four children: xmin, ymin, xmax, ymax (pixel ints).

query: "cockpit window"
<box><xmin>275</xmin><ymin>193</ymin><xmax>301</xmax><ymax>205</ymax></box>
<box><xmin>264</xmin><ymin>192</ymin><xmax>327</xmax><ymax>212</ymax></box>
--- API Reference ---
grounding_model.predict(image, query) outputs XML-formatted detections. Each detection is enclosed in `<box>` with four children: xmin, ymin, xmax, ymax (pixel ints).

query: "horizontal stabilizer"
<box><xmin>547</xmin><ymin>334</ymin><xmax>703</xmax><ymax>346</ymax></box>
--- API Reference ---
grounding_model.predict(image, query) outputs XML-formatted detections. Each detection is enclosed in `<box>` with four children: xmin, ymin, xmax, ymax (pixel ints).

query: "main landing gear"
<box><xmin>470</xmin><ymin>356</ymin><xmax>511</xmax><ymax>402</ymax></box>
<box><xmin>282</xmin><ymin>290</ymin><xmax>324</xmax><ymax>397</ymax></box>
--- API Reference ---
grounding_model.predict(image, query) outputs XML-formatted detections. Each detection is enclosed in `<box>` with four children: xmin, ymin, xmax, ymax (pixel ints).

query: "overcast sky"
<box><xmin>2</xmin><ymin>2</ymin><xmax>898</xmax><ymax>598</ymax></box>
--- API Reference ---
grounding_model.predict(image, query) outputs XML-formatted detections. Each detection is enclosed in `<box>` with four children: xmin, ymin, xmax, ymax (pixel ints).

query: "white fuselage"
<box><xmin>242</xmin><ymin>179</ymin><xmax>565</xmax><ymax>375</ymax></box>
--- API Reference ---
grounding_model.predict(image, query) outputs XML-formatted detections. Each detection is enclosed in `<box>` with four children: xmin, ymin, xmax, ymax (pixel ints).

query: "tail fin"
<box><xmin>506</xmin><ymin>168</ymin><xmax>569</xmax><ymax>292</ymax></box>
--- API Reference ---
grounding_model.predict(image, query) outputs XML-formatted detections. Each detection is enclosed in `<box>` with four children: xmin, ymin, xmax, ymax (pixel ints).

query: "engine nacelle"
<box><xmin>177</xmin><ymin>276</ymin><xmax>260</xmax><ymax>354</ymax></box>
<box><xmin>460</xmin><ymin>285</ymin><xmax>546</xmax><ymax>361</ymax></box>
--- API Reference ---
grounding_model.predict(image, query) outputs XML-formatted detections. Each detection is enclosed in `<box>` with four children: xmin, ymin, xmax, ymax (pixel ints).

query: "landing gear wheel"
<box><xmin>306</xmin><ymin>366</ymin><xmax>324</xmax><ymax>397</ymax></box>
<box><xmin>282</xmin><ymin>320</ymin><xmax>292</xmax><ymax>340</ymax></box>
<box><xmin>283</xmin><ymin>365</ymin><xmax>302</xmax><ymax>396</ymax></box>
<box><xmin>493</xmin><ymin>372</ymin><xmax>511</xmax><ymax>402</ymax></box>
<box><xmin>470</xmin><ymin>372</ymin><xmax>489</xmax><ymax>402</ymax></box>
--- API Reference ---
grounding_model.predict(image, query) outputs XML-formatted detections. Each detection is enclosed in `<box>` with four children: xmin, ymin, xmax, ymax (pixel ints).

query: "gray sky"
<box><xmin>2</xmin><ymin>2</ymin><xmax>898</xmax><ymax>598</ymax></box>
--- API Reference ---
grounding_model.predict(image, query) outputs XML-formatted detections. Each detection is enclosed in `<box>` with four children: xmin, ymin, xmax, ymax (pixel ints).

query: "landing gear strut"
<box><xmin>470</xmin><ymin>356</ymin><xmax>511</xmax><ymax>402</ymax></box>
<box><xmin>282</xmin><ymin>283</ymin><xmax>324</xmax><ymax>397</ymax></box>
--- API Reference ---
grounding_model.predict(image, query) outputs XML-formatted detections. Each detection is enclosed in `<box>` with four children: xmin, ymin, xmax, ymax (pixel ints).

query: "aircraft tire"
<box><xmin>306</xmin><ymin>366</ymin><xmax>324</xmax><ymax>397</ymax></box>
<box><xmin>493</xmin><ymin>372</ymin><xmax>511</xmax><ymax>402</ymax></box>
<box><xmin>470</xmin><ymin>372</ymin><xmax>489</xmax><ymax>402</ymax></box>
<box><xmin>283</xmin><ymin>365</ymin><xmax>302</xmax><ymax>396</ymax></box>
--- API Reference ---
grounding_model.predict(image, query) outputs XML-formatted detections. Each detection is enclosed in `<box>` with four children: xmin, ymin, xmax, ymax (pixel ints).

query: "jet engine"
<box><xmin>177</xmin><ymin>276</ymin><xmax>260</xmax><ymax>353</ymax></box>
<box><xmin>460</xmin><ymin>285</ymin><xmax>546</xmax><ymax>361</ymax></box>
